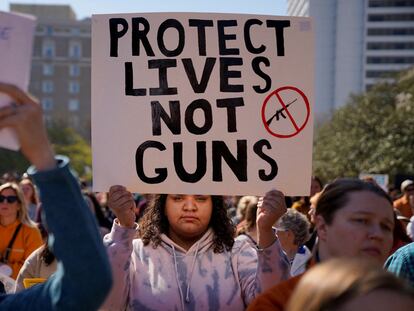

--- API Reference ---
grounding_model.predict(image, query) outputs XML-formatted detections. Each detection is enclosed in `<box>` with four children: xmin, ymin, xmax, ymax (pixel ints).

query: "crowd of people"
<box><xmin>0</xmin><ymin>82</ymin><xmax>413</xmax><ymax>311</ymax></box>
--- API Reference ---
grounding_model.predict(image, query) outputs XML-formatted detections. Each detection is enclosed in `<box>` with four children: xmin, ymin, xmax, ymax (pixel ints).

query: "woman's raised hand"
<box><xmin>256</xmin><ymin>189</ymin><xmax>287</xmax><ymax>248</ymax></box>
<box><xmin>108</xmin><ymin>185</ymin><xmax>136</xmax><ymax>228</ymax></box>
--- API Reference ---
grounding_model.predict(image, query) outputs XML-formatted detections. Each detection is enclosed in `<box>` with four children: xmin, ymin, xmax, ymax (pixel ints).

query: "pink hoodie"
<box><xmin>101</xmin><ymin>222</ymin><xmax>289</xmax><ymax>310</ymax></box>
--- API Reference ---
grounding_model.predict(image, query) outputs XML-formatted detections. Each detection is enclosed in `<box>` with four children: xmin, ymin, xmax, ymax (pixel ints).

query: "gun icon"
<box><xmin>266</xmin><ymin>98</ymin><xmax>298</xmax><ymax>126</ymax></box>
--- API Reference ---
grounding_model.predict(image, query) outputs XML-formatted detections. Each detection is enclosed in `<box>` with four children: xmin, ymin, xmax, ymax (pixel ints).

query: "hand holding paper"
<box><xmin>0</xmin><ymin>83</ymin><xmax>55</xmax><ymax>171</ymax></box>
<box><xmin>0</xmin><ymin>11</ymin><xmax>36</xmax><ymax>150</ymax></box>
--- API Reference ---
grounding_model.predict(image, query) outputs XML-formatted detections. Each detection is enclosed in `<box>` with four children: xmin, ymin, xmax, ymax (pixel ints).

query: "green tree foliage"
<box><xmin>0</xmin><ymin>148</ymin><xmax>29</xmax><ymax>177</ymax></box>
<box><xmin>0</xmin><ymin>123</ymin><xmax>92</xmax><ymax>180</ymax></box>
<box><xmin>314</xmin><ymin>68</ymin><xmax>414</xmax><ymax>183</ymax></box>
<box><xmin>48</xmin><ymin>123</ymin><xmax>92</xmax><ymax>180</ymax></box>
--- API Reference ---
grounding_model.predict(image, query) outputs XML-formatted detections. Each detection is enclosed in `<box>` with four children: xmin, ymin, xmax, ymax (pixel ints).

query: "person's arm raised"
<box><xmin>256</xmin><ymin>189</ymin><xmax>287</xmax><ymax>249</ymax></box>
<box><xmin>0</xmin><ymin>83</ymin><xmax>112</xmax><ymax>310</ymax></box>
<box><xmin>255</xmin><ymin>190</ymin><xmax>290</xmax><ymax>292</ymax></box>
<box><xmin>101</xmin><ymin>186</ymin><xmax>137</xmax><ymax>310</ymax></box>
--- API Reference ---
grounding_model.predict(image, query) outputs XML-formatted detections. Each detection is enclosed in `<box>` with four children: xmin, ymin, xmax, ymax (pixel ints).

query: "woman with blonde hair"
<box><xmin>0</xmin><ymin>182</ymin><xmax>43</xmax><ymax>279</ymax></box>
<box><xmin>286</xmin><ymin>258</ymin><xmax>414</xmax><ymax>311</ymax></box>
<box><xmin>19</xmin><ymin>178</ymin><xmax>39</xmax><ymax>221</ymax></box>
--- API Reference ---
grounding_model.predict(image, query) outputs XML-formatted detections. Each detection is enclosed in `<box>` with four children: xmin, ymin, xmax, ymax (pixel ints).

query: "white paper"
<box><xmin>0</xmin><ymin>11</ymin><xmax>36</xmax><ymax>150</ymax></box>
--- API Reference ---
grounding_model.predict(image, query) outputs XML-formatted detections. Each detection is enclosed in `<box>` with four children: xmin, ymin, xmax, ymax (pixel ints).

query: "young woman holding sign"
<box><xmin>101</xmin><ymin>187</ymin><xmax>290</xmax><ymax>310</ymax></box>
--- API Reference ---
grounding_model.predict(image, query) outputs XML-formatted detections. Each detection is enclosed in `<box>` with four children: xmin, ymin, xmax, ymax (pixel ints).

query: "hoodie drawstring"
<box><xmin>171</xmin><ymin>241</ymin><xmax>202</xmax><ymax>310</ymax></box>
<box><xmin>172</xmin><ymin>244</ymin><xmax>186</xmax><ymax>311</ymax></box>
<box><xmin>185</xmin><ymin>241</ymin><xmax>200</xmax><ymax>302</ymax></box>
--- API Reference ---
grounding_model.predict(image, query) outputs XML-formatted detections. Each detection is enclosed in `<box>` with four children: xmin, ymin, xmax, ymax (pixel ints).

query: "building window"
<box><xmin>368</xmin><ymin>13</ymin><xmax>414</xmax><ymax>22</ymax></box>
<box><xmin>41</xmin><ymin>98</ymin><xmax>54</xmax><ymax>111</ymax></box>
<box><xmin>42</xmin><ymin>40</ymin><xmax>55</xmax><ymax>58</ymax></box>
<box><xmin>69</xmin><ymin>41</ymin><xmax>82</xmax><ymax>58</ymax></box>
<box><xmin>68</xmin><ymin>99</ymin><xmax>80</xmax><ymax>111</ymax></box>
<box><xmin>69</xmin><ymin>81</ymin><xmax>80</xmax><ymax>94</ymax></box>
<box><xmin>367</xmin><ymin>28</ymin><xmax>414</xmax><ymax>36</ymax></box>
<box><xmin>367</xmin><ymin>42</ymin><xmax>414</xmax><ymax>50</ymax></box>
<box><xmin>69</xmin><ymin>64</ymin><xmax>80</xmax><ymax>77</ymax></box>
<box><xmin>36</xmin><ymin>25</ymin><xmax>44</xmax><ymax>34</ymax></box>
<box><xmin>72</xmin><ymin>28</ymin><xmax>80</xmax><ymax>35</ymax></box>
<box><xmin>42</xmin><ymin>81</ymin><xmax>54</xmax><ymax>93</ymax></box>
<box><xmin>70</xmin><ymin>115</ymin><xmax>80</xmax><ymax>128</ymax></box>
<box><xmin>45</xmin><ymin>25</ymin><xmax>53</xmax><ymax>36</ymax></box>
<box><xmin>369</xmin><ymin>0</ymin><xmax>414</xmax><ymax>8</ymax></box>
<box><xmin>43</xmin><ymin>64</ymin><xmax>54</xmax><ymax>76</ymax></box>
<box><xmin>367</xmin><ymin>56</ymin><xmax>414</xmax><ymax>64</ymax></box>
<box><xmin>365</xmin><ymin>70</ymin><xmax>397</xmax><ymax>78</ymax></box>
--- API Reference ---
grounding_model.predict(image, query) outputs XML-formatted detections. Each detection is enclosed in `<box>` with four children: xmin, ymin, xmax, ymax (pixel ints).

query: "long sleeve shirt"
<box><xmin>101</xmin><ymin>224</ymin><xmax>289</xmax><ymax>310</ymax></box>
<box><xmin>0</xmin><ymin>156</ymin><xmax>112</xmax><ymax>310</ymax></box>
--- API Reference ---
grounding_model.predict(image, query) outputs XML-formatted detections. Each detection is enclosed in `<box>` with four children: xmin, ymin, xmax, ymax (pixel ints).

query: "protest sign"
<box><xmin>92</xmin><ymin>12</ymin><xmax>314</xmax><ymax>195</ymax></box>
<box><xmin>0</xmin><ymin>11</ymin><xmax>36</xmax><ymax>150</ymax></box>
<box><xmin>359</xmin><ymin>173</ymin><xmax>389</xmax><ymax>192</ymax></box>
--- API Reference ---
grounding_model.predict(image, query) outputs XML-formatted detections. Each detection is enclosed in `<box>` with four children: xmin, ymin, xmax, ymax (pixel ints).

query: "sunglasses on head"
<box><xmin>0</xmin><ymin>195</ymin><xmax>19</xmax><ymax>204</ymax></box>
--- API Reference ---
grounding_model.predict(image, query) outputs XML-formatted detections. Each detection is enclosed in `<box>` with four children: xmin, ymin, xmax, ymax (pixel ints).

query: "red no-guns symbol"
<box><xmin>261</xmin><ymin>86</ymin><xmax>310</xmax><ymax>138</ymax></box>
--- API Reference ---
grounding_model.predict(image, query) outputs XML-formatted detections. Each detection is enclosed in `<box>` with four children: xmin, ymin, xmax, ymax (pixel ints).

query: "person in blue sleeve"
<box><xmin>385</xmin><ymin>242</ymin><xmax>414</xmax><ymax>288</ymax></box>
<box><xmin>0</xmin><ymin>83</ymin><xmax>112</xmax><ymax>310</ymax></box>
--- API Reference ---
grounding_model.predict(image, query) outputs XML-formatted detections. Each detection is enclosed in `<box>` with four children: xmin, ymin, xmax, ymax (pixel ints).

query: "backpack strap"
<box><xmin>2</xmin><ymin>223</ymin><xmax>23</xmax><ymax>264</ymax></box>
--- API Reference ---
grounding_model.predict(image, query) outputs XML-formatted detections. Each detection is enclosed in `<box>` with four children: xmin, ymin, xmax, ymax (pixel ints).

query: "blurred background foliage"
<box><xmin>313</xmin><ymin>68</ymin><xmax>414</xmax><ymax>183</ymax></box>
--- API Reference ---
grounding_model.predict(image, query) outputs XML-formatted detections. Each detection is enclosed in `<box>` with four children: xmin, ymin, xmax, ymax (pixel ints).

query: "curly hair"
<box><xmin>139</xmin><ymin>194</ymin><xmax>235</xmax><ymax>253</ymax></box>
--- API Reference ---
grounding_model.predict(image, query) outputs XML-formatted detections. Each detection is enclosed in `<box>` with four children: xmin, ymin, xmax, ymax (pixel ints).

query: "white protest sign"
<box><xmin>359</xmin><ymin>173</ymin><xmax>389</xmax><ymax>192</ymax></box>
<box><xmin>92</xmin><ymin>13</ymin><xmax>314</xmax><ymax>196</ymax></box>
<box><xmin>0</xmin><ymin>11</ymin><xmax>36</xmax><ymax>150</ymax></box>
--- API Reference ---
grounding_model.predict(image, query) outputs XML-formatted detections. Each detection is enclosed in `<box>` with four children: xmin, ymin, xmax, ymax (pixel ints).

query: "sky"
<box><xmin>1</xmin><ymin>1</ymin><xmax>288</xmax><ymax>19</ymax></box>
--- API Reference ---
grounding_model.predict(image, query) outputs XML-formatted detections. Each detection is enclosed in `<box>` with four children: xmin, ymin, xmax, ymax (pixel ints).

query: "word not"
<box><xmin>151</xmin><ymin>97</ymin><xmax>244</xmax><ymax>135</ymax></box>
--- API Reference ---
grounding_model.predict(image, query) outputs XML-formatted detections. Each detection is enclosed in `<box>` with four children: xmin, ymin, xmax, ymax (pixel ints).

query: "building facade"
<box><xmin>287</xmin><ymin>0</ymin><xmax>414</xmax><ymax>122</ymax></box>
<box><xmin>10</xmin><ymin>4</ymin><xmax>91</xmax><ymax>139</ymax></box>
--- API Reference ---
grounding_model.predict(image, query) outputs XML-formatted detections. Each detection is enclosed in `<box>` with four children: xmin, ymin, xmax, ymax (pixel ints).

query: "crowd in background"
<box><xmin>1</xmin><ymin>163</ymin><xmax>414</xmax><ymax>309</ymax></box>
<box><xmin>0</xmin><ymin>82</ymin><xmax>413</xmax><ymax>310</ymax></box>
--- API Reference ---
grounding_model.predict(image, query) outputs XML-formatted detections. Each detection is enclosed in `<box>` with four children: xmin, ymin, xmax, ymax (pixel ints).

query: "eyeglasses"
<box><xmin>0</xmin><ymin>195</ymin><xmax>19</xmax><ymax>204</ymax></box>
<box><xmin>272</xmin><ymin>227</ymin><xmax>288</xmax><ymax>233</ymax></box>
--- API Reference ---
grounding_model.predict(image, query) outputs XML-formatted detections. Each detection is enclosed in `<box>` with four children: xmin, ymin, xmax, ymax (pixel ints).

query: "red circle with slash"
<box><xmin>261</xmin><ymin>86</ymin><xmax>310</xmax><ymax>138</ymax></box>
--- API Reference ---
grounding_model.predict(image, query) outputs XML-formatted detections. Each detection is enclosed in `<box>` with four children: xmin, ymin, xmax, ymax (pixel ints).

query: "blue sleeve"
<box><xmin>385</xmin><ymin>243</ymin><xmax>414</xmax><ymax>288</ymax></box>
<box><xmin>0</xmin><ymin>156</ymin><xmax>112</xmax><ymax>310</ymax></box>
